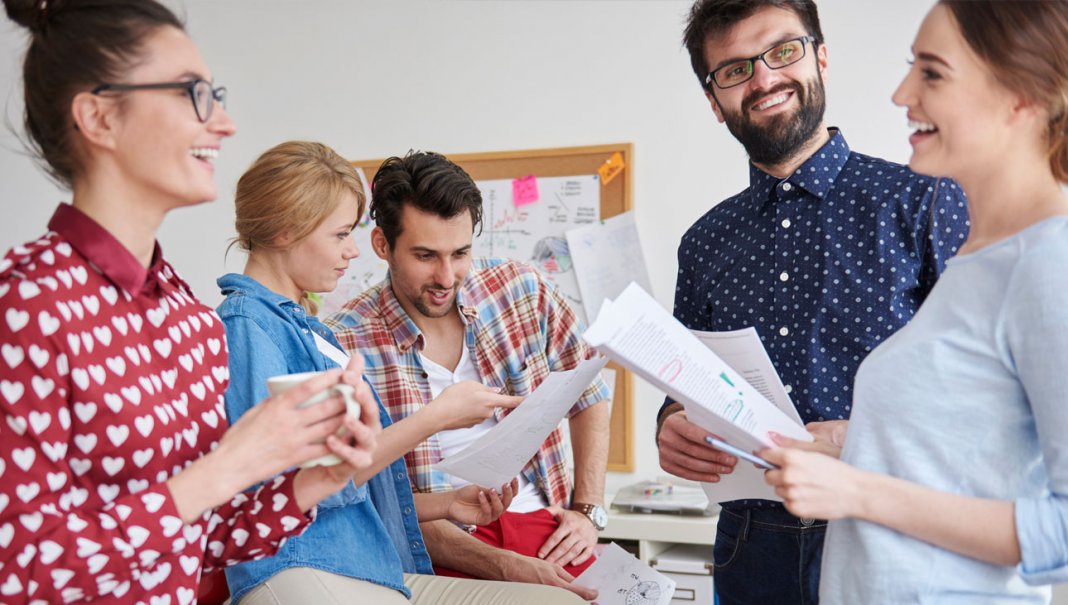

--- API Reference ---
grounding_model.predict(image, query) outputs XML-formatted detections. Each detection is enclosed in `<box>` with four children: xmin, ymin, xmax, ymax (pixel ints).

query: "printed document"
<box><xmin>583</xmin><ymin>283</ymin><xmax>810</xmax><ymax>501</ymax></box>
<box><xmin>433</xmin><ymin>357</ymin><xmax>608</xmax><ymax>488</ymax></box>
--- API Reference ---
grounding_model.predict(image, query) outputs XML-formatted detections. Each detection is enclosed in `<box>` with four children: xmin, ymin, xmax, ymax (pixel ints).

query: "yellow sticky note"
<box><xmin>598</xmin><ymin>152</ymin><xmax>625</xmax><ymax>185</ymax></box>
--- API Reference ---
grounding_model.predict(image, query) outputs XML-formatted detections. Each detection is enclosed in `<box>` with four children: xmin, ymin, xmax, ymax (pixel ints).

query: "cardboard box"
<box><xmin>650</xmin><ymin>543</ymin><xmax>715</xmax><ymax>604</ymax></box>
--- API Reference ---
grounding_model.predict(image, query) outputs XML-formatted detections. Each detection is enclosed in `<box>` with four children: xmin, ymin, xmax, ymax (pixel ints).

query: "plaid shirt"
<box><xmin>327</xmin><ymin>258</ymin><xmax>610</xmax><ymax>507</ymax></box>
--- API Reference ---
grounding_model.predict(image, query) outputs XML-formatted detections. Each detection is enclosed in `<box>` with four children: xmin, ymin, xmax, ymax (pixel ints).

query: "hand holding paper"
<box><xmin>433</xmin><ymin>358</ymin><xmax>608</xmax><ymax>488</ymax></box>
<box><xmin>583</xmin><ymin>283</ymin><xmax>811</xmax><ymax>502</ymax></box>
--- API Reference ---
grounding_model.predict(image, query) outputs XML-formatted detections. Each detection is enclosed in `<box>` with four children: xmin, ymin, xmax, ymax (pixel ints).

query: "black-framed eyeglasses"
<box><xmin>91</xmin><ymin>79</ymin><xmax>227</xmax><ymax>123</ymax></box>
<box><xmin>705</xmin><ymin>36</ymin><xmax>818</xmax><ymax>90</ymax></box>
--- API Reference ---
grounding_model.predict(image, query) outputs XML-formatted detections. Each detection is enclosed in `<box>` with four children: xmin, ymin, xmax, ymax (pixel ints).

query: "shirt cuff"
<box><xmin>1015</xmin><ymin>495</ymin><xmax>1068</xmax><ymax>584</ymax></box>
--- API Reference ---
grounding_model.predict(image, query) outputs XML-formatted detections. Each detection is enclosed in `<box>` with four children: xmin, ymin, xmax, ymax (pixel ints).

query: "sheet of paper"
<box><xmin>583</xmin><ymin>283</ymin><xmax>810</xmax><ymax>502</ymax></box>
<box><xmin>433</xmin><ymin>357</ymin><xmax>608</xmax><ymax>488</ymax></box>
<box><xmin>600</xmin><ymin>367</ymin><xmax>616</xmax><ymax>416</ymax></box>
<box><xmin>572</xmin><ymin>543</ymin><xmax>676</xmax><ymax>605</ymax></box>
<box><xmin>584</xmin><ymin>283</ymin><xmax>810</xmax><ymax>452</ymax></box>
<box><xmin>691</xmin><ymin>327</ymin><xmax>802</xmax><ymax>425</ymax></box>
<box><xmin>566</xmin><ymin>211</ymin><xmax>653</xmax><ymax>322</ymax></box>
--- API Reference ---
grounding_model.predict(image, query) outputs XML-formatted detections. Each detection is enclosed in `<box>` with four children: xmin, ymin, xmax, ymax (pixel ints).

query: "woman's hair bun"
<box><xmin>4</xmin><ymin>0</ymin><xmax>60</xmax><ymax>35</ymax></box>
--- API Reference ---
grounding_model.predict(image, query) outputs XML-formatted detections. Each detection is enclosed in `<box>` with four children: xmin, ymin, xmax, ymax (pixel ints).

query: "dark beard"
<box><xmin>721</xmin><ymin>76</ymin><xmax>826</xmax><ymax>167</ymax></box>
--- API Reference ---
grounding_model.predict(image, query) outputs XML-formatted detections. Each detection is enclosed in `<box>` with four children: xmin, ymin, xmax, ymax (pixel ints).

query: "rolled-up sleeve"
<box><xmin>1004</xmin><ymin>235</ymin><xmax>1068</xmax><ymax>584</ymax></box>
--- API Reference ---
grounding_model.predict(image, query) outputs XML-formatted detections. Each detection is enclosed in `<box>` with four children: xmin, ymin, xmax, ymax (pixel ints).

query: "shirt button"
<box><xmin>782</xmin><ymin>182</ymin><xmax>793</xmax><ymax>192</ymax></box>
<box><xmin>396</xmin><ymin>472</ymin><xmax>405</xmax><ymax>481</ymax></box>
<box><xmin>784</xmin><ymin>384</ymin><xmax>793</xmax><ymax>394</ymax></box>
<box><xmin>404</xmin><ymin>507</ymin><xmax>412</xmax><ymax>515</ymax></box>
<box><xmin>779</xmin><ymin>272</ymin><xmax>789</xmax><ymax>282</ymax></box>
<box><xmin>781</xmin><ymin>218</ymin><xmax>791</xmax><ymax>228</ymax></box>
<box><xmin>779</xmin><ymin>327</ymin><xmax>790</xmax><ymax>337</ymax></box>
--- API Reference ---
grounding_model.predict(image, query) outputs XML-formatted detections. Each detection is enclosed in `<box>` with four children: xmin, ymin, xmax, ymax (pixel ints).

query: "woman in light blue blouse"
<box><xmin>217</xmin><ymin>141</ymin><xmax>587</xmax><ymax>604</ymax></box>
<box><xmin>762</xmin><ymin>1</ymin><xmax>1068</xmax><ymax>603</ymax></box>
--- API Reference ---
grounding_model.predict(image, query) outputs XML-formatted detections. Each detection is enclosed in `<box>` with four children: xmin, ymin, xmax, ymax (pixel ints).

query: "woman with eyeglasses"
<box><xmin>762</xmin><ymin>1</ymin><xmax>1068</xmax><ymax>602</ymax></box>
<box><xmin>0</xmin><ymin>1</ymin><xmax>382</xmax><ymax>602</ymax></box>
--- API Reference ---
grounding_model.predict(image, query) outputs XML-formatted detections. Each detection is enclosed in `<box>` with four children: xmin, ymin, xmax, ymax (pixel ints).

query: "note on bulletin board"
<box><xmin>475</xmin><ymin>175</ymin><xmax>601</xmax><ymax>324</ymax></box>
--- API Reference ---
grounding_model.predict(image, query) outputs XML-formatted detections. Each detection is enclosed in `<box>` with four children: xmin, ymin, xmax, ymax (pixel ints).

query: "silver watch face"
<box><xmin>589</xmin><ymin>505</ymin><xmax>608</xmax><ymax>529</ymax></box>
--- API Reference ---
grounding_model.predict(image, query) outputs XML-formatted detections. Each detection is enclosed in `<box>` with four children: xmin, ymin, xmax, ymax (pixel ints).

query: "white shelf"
<box><xmin>601</xmin><ymin>509</ymin><xmax>717</xmax><ymax>563</ymax></box>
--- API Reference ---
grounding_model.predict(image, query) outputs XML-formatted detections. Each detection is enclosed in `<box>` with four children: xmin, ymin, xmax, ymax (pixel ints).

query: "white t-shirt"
<box><xmin>421</xmin><ymin>346</ymin><xmax>547</xmax><ymax>513</ymax></box>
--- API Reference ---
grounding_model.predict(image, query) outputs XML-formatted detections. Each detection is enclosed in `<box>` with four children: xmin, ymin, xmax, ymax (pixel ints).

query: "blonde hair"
<box><xmin>232</xmin><ymin>141</ymin><xmax>366</xmax><ymax>314</ymax></box>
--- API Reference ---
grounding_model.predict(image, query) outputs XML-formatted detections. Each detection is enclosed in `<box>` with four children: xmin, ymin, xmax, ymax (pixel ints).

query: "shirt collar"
<box><xmin>379</xmin><ymin>272</ymin><xmax>478</xmax><ymax>353</ymax></box>
<box><xmin>217</xmin><ymin>272</ymin><xmax>299</xmax><ymax>309</ymax></box>
<box><xmin>48</xmin><ymin>203</ymin><xmax>165</xmax><ymax>295</ymax></box>
<box><xmin>748</xmin><ymin>128</ymin><xmax>851</xmax><ymax>208</ymax></box>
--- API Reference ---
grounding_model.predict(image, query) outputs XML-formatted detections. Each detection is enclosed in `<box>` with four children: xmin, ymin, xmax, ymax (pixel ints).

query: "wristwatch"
<box><xmin>572</xmin><ymin>502</ymin><xmax>608</xmax><ymax>531</ymax></box>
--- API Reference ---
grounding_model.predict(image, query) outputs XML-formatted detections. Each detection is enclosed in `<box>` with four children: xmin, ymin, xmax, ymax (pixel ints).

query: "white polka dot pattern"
<box><xmin>0</xmin><ymin>225</ymin><xmax>313</xmax><ymax>603</ymax></box>
<box><xmin>673</xmin><ymin>132</ymin><xmax>969</xmax><ymax>426</ymax></box>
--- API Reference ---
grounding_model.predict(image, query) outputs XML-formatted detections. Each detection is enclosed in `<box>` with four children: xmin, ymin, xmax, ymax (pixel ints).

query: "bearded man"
<box><xmin>655</xmin><ymin>2</ymin><xmax>970</xmax><ymax>604</ymax></box>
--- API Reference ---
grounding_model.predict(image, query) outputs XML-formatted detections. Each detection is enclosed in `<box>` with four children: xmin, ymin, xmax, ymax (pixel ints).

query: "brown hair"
<box><xmin>232</xmin><ymin>141</ymin><xmax>366</xmax><ymax>315</ymax></box>
<box><xmin>683</xmin><ymin>0</ymin><xmax>824</xmax><ymax>88</ymax></box>
<box><xmin>941</xmin><ymin>0</ymin><xmax>1068</xmax><ymax>182</ymax></box>
<box><xmin>3</xmin><ymin>0</ymin><xmax>184</xmax><ymax>188</ymax></box>
<box><xmin>369</xmin><ymin>150</ymin><xmax>483</xmax><ymax>249</ymax></box>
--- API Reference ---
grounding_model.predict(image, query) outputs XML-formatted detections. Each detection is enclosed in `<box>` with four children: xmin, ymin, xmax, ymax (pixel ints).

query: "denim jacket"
<box><xmin>217</xmin><ymin>273</ymin><xmax>432</xmax><ymax>603</ymax></box>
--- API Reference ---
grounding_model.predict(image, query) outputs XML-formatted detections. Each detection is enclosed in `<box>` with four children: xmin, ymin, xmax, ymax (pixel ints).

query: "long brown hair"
<box><xmin>941</xmin><ymin>0</ymin><xmax>1068</xmax><ymax>182</ymax></box>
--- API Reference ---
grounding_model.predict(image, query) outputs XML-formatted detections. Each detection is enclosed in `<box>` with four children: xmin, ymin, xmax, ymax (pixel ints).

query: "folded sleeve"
<box><xmin>1003</xmin><ymin>236</ymin><xmax>1068</xmax><ymax>584</ymax></box>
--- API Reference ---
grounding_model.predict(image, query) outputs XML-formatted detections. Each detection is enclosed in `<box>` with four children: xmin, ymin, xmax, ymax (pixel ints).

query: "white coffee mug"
<box><xmin>266</xmin><ymin>370</ymin><xmax>360</xmax><ymax>468</ymax></box>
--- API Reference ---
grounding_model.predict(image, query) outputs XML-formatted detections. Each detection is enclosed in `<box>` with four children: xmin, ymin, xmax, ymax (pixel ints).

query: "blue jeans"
<box><xmin>713</xmin><ymin>505</ymin><xmax>827</xmax><ymax>605</ymax></box>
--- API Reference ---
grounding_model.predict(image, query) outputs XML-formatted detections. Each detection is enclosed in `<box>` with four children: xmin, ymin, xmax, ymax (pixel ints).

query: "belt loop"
<box><xmin>741</xmin><ymin>509</ymin><xmax>752</xmax><ymax>542</ymax></box>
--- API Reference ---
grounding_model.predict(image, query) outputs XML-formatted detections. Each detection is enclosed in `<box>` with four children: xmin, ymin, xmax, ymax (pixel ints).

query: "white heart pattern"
<box><xmin>0</xmin><ymin>236</ymin><xmax>300</xmax><ymax>601</ymax></box>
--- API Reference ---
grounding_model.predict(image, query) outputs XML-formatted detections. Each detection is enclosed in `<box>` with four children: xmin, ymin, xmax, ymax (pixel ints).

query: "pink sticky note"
<box><xmin>512</xmin><ymin>175</ymin><xmax>540</xmax><ymax>207</ymax></box>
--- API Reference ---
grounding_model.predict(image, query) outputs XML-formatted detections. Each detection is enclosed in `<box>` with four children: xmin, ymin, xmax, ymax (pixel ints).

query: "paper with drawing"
<box><xmin>433</xmin><ymin>357</ymin><xmax>608</xmax><ymax>488</ymax></box>
<box><xmin>572</xmin><ymin>543</ymin><xmax>676</xmax><ymax>605</ymax></box>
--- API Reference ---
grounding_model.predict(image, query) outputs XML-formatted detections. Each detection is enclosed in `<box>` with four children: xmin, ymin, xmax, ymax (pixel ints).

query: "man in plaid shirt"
<box><xmin>328</xmin><ymin>151</ymin><xmax>611</xmax><ymax>600</ymax></box>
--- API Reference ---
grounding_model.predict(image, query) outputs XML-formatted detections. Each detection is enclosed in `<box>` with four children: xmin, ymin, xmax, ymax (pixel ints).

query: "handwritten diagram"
<box><xmin>572</xmin><ymin>543</ymin><xmax>676</xmax><ymax>605</ymax></box>
<box><xmin>474</xmin><ymin>175</ymin><xmax>601</xmax><ymax>323</ymax></box>
<box><xmin>619</xmin><ymin>574</ymin><xmax>664</xmax><ymax>605</ymax></box>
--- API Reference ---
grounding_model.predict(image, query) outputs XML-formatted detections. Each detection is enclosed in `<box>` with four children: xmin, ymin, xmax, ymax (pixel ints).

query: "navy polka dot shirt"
<box><xmin>668</xmin><ymin>130</ymin><xmax>969</xmax><ymax>428</ymax></box>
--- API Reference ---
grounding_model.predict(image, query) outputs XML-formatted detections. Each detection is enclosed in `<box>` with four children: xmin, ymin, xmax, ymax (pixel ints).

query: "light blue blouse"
<box><xmin>821</xmin><ymin>217</ymin><xmax>1068</xmax><ymax>604</ymax></box>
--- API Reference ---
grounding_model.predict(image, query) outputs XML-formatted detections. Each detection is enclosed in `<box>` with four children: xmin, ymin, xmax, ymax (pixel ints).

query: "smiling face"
<box><xmin>703</xmin><ymin>6</ymin><xmax>827</xmax><ymax>167</ymax></box>
<box><xmin>892</xmin><ymin>5</ymin><xmax>1018</xmax><ymax>182</ymax></box>
<box><xmin>106</xmin><ymin>25</ymin><xmax>236</xmax><ymax>210</ymax></box>
<box><xmin>372</xmin><ymin>204</ymin><xmax>474</xmax><ymax>321</ymax></box>
<box><xmin>280</xmin><ymin>191</ymin><xmax>362</xmax><ymax>296</ymax></box>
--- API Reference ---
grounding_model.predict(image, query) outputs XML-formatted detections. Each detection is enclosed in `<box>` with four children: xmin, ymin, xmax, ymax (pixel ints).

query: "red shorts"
<box><xmin>432</xmin><ymin>508</ymin><xmax>596</xmax><ymax>579</ymax></box>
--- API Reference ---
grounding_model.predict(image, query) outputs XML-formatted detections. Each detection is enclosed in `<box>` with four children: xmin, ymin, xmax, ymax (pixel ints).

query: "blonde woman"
<box><xmin>217</xmin><ymin>141</ymin><xmax>590</xmax><ymax>605</ymax></box>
